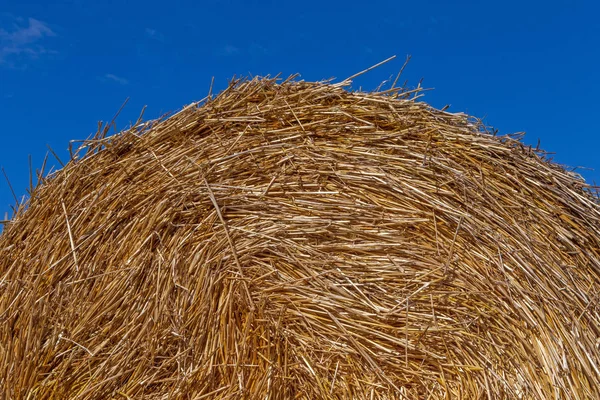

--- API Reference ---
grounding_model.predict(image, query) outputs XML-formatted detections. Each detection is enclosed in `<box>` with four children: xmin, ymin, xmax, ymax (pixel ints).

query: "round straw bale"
<box><xmin>1</xmin><ymin>77</ymin><xmax>599</xmax><ymax>399</ymax></box>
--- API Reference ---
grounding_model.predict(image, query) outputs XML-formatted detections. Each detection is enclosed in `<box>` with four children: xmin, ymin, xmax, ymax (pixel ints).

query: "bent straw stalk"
<box><xmin>0</xmin><ymin>76</ymin><xmax>599</xmax><ymax>399</ymax></box>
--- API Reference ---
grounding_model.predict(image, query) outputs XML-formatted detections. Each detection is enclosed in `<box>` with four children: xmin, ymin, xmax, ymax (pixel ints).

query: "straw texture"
<box><xmin>1</xmin><ymin>77</ymin><xmax>599</xmax><ymax>399</ymax></box>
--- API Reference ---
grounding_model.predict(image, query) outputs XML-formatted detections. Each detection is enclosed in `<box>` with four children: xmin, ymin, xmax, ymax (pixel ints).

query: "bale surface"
<box><xmin>1</xmin><ymin>77</ymin><xmax>599</xmax><ymax>399</ymax></box>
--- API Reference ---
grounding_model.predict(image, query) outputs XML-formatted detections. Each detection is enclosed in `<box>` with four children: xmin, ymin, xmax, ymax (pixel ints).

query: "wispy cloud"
<box><xmin>103</xmin><ymin>73</ymin><xmax>129</xmax><ymax>85</ymax></box>
<box><xmin>145</xmin><ymin>28</ymin><xmax>165</xmax><ymax>42</ymax></box>
<box><xmin>0</xmin><ymin>17</ymin><xmax>56</xmax><ymax>66</ymax></box>
<box><xmin>222</xmin><ymin>44</ymin><xmax>240</xmax><ymax>56</ymax></box>
<box><xmin>248</xmin><ymin>42</ymin><xmax>267</xmax><ymax>56</ymax></box>
<box><xmin>218</xmin><ymin>43</ymin><xmax>268</xmax><ymax>58</ymax></box>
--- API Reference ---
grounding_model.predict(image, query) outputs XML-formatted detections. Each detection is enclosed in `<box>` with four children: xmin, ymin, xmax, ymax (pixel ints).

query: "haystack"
<box><xmin>1</xmin><ymin>76</ymin><xmax>599</xmax><ymax>399</ymax></box>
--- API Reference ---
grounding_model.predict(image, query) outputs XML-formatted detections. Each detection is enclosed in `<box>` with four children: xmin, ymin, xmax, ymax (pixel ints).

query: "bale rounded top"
<box><xmin>1</xmin><ymin>77</ymin><xmax>599</xmax><ymax>399</ymax></box>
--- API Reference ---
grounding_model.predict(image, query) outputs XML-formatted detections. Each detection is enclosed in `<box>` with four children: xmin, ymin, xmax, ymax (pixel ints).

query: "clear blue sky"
<box><xmin>1</xmin><ymin>0</ymin><xmax>599</xmax><ymax>219</ymax></box>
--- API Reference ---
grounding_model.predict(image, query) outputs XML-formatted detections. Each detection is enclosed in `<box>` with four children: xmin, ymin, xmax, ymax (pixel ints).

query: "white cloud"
<box><xmin>218</xmin><ymin>43</ymin><xmax>268</xmax><ymax>58</ymax></box>
<box><xmin>0</xmin><ymin>17</ymin><xmax>56</xmax><ymax>65</ymax></box>
<box><xmin>104</xmin><ymin>73</ymin><xmax>129</xmax><ymax>85</ymax></box>
<box><xmin>248</xmin><ymin>42</ymin><xmax>267</xmax><ymax>56</ymax></box>
<box><xmin>145</xmin><ymin>28</ymin><xmax>165</xmax><ymax>42</ymax></box>
<box><xmin>222</xmin><ymin>44</ymin><xmax>240</xmax><ymax>56</ymax></box>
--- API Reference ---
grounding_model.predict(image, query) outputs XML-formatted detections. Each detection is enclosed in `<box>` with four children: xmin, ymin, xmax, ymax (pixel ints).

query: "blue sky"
<box><xmin>1</xmin><ymin>0</ymin><xmax>599</xmax><ymax>219</ymax></box>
